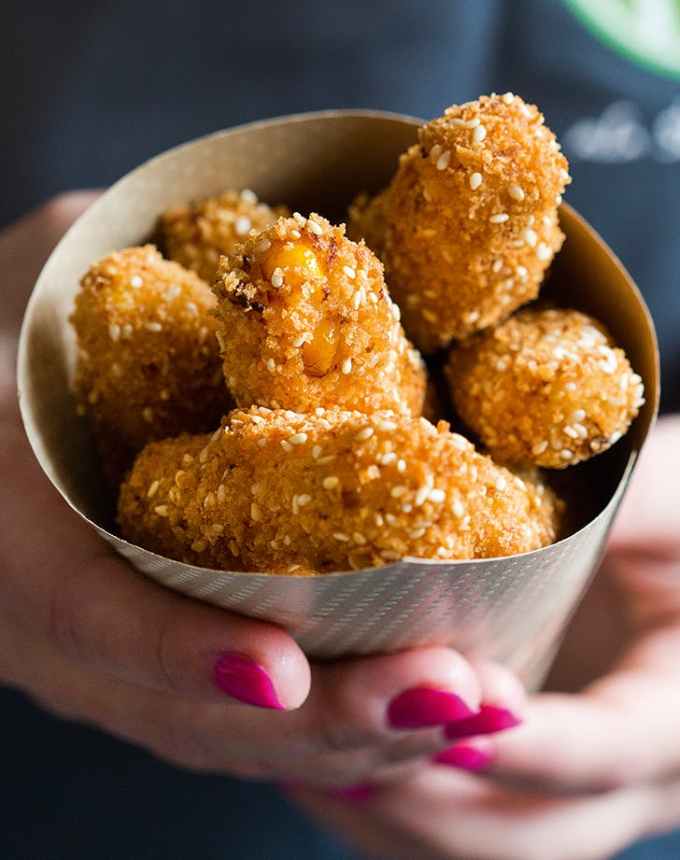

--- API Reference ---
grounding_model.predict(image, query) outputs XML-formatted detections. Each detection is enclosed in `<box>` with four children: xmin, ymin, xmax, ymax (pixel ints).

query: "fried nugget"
<box><xmin>159</xmin><ymin>189</ymin><xmax>289</xmax><ymax>282</ymax></box>
<box><xmin>118</xmin><ymin>407</ymin><xmax>561</xmax><ymax>573</ymax></box>
<box><xmin>71</xmin><ymin>245</ymin><xmax>231</xmax><ymax>483</ymax></box>
<box><xmin>212</xmin><ymin>213</ymin><xmax>426</xmax><ymax>416</ymax></box>
<box><xmin>349</xmin><ymin>94</ymin><xmax>571</xmax><ymax>352</ymax></box>
<box><xmin>447</xmin><ymin>307</ymin><xmax>644</xmax><ymax>468</ymax></box>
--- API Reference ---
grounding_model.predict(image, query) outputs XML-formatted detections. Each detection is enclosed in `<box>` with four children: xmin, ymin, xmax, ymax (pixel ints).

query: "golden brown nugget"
<box><xmin>71</xmin><ymin>245</ymin><xmax>231</xmax><ymax>483</ymax></box>
<box><xmin>118</xmin><ymin>407</ymin><xmax>560</xmax><ymax>573</ymax></box>
<box><xmin>349</xmin><ymin>94</ymin><xmax>571</xmax><ymax>352</ymax></box>
<box><xmin>159</xmin><ymin>189</ymin><xmax>289</xmax><ymax>282</ymax></box>
<box><xmin>448</xmin><ymin>307</ymin><xmax>644</xmax><ymax>468</ymax></box>
<box><xmin>347</xmin><ymin>189</ymin><xmax>388</xmax><ymax>258</ymax></box>
<box><xmin>212</xmin><ymin>213</ymin><xmax>426</xmax><ymax>416</ymax></box>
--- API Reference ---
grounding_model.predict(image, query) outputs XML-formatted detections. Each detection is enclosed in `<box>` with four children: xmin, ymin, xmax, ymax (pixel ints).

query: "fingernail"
<box><xmin>327</xmin><ymin>783</ymin><xmax>377</xmax><ymax>803</ymax></box>
<box><xmin>434</xmin><ymin>742</ymin><xmax>493</xmax><ymax>772</ymax></box>
<box><xmin>387</xmin><ymin>687</ymin><xmax>476</xmax><ymax>729</ymax></box>
<box><xmin>445</xmin><ymin>705</ymin><xmax>522</xmax><ymax>740</ymax></box>
<box><xmin>213</xmin><ymin>652</ymin><xmax>283</xmax><ymax>709</ymax></box>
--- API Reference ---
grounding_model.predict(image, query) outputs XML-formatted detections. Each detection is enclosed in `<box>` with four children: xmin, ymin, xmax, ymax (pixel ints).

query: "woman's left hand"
<box><xmin>291</xmin><ymin>416</ymin><xmax>680</xmax><ymax>860</ymax></box>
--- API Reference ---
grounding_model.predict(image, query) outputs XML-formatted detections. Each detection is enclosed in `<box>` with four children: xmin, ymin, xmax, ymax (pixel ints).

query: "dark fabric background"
<box><xmin>3</xmin><ymin>1</ymin><xmax>679</xmax><ymax>857</ymax></box>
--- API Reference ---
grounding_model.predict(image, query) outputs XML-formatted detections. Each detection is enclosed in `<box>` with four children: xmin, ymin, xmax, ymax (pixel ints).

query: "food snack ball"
<box><xmin>349</xmin><ymin>94</ymin><xmax>571</xmax><ymax>353</ymax></box>
<box><xmin>448</xmin><ymin>307</ymin><xmax>644</xmax><ymax>469</ymax></box>
<box><xmin>159</xmin><ymin>189</ymin><xmax>289</xmax><ymax>282</ymax></box>
<box><xmin>212</xmin><ymin>213</ymin><xmax>426</xmax><ymax>416</ymax></box>
<box><xmin>71</xmin><ymin>245</ymin><xmax>231</xmax><ymax>483</ymax></box>
<box><xmin>118</xmin><ymin>407</ymin><xmax>562</xmax><ymax>573</ymax></box>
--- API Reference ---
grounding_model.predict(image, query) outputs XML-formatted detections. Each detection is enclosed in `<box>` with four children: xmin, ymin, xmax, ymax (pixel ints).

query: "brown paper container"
<box><xmin>17</xmin><ymin>111</ymin><xmax>659</xmax><ymax>687</ymax></box>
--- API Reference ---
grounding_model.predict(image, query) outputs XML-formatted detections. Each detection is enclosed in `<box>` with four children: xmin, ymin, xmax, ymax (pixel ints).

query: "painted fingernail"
<box><xmin>434</xmin><ymin>742</ymin><xmax>493</xmax><ymax>772</ymax></box>
<box><xmin>327</xmin><ymin>783</ymin><xmax>377</xmax><ymax>803</ymax></box>
<box><xmin>213</xmin><ymin>652</ymin><xmax>283</xmax><ymax>709</ymax></box>
<box><xmin>445</xmin><ymin>705</ymin><xmax>521</xmax><ymax>740</ymax></box>
<box><xmin>387</xmin><ymin>687</ymin><xmax>476</xmax><ymax>729</ymax></box>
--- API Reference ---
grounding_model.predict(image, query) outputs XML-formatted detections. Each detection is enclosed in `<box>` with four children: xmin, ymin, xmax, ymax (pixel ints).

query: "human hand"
<box><xmin>292</xmin><ymin>416</ymin><xmax>680</xmax><ymax>860</ymax></box>
<box><xmin>1</xmin><ymin>193</ymin><xmax>524</xmax><ymax>786</ymax></box>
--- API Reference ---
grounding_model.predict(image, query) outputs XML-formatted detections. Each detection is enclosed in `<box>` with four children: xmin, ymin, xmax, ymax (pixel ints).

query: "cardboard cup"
<box><xmin>17</xmin><ymin>111</ymin><xmax>659</xmax><ymax>686</ymax></box>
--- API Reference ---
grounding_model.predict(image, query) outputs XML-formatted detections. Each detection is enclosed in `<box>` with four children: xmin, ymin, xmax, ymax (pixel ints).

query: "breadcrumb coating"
<box><xmin>159</xmin><ymin>189</ymin><xmax>289</xmax><ymax>282</ymax></box>
<box><xmin>118</xmin><ymin>407</ymin><xmax>561</xmax><ymax>573</ymax></box>
<box><xmin>71</xmin><ymin>245</ymin><xmax>231</xmax><ymax>483</ymax></box>
<box><xmin>448</xmin><ymin>307</ymin><xmax>644</xmax><ymax>468</ymax></box>
<box><xmin>347</xmin><ymin>189</ymin><xmax>388</xmax><ymax>258</ymax></box>
<box><xmin>212</xmin><ymin>213</ymin><xmax>426</xmax><ymax>416</ymax></box>
<box><xmin>349</xmin><ymin>94</ymin><xmax>571</xmax><ymax>352</ymax></box>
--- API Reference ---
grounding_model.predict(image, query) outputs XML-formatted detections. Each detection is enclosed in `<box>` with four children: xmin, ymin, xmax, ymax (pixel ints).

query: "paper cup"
<box><xmin>17</xmin><ymin>111</ymin><xmax>659</xmax><ymax>686</ymax></box>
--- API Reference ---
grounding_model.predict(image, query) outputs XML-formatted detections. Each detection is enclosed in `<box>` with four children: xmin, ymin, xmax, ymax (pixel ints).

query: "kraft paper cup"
<box><xmin>17</xmin><ymin>110</ymin><xmax>659</xmax><ymax>687</ymax></box>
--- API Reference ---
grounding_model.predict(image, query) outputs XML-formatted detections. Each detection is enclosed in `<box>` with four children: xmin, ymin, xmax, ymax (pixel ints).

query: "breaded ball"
<box><xmin>71</xmin><ymin>245</ymin><xmax>232</xmax><ymax>483</ymax></box>
<box><xmin>159</xmin><ymin>189</ymin><xmax>289</xmax><ymax>282</ymax></box>
<box><xmin>118</xmin><ymin>407</ymin><xmax>561</xmax><ymax>573</ymax></box>
<box><xmin>447</xmin><ymin>307</ymin><xmax>644</xmax><ymax>468</ymax></box>
<box><xmin>212</xmin><ymin>213</ymin><xmax>426</xmax><ymax>416</ymax></box>
<box><xmin>347</xmin><ymin>189</ymin><xmax>388</xmax><ymax>258</ymax></box>
<box><xmin>349</xmin><ymin>94</ymin><xmax>571</xmax><ymax>352</ymax></box>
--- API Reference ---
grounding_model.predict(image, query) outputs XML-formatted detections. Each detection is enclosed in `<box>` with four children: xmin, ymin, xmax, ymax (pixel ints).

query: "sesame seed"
<box><xmin>380</xmin><ymin>452</ymin><xmax>396</xmax><ymax>465</ymax></box>
<box><xmin>353</xmin><ymin>532</ymin><xmax>367</xmax><ymax>545</ymax></box>
<box><xmin>266</xmin><ymin>358</ymin><xmax>276</xmax><ymax>372</ymax></box>
<box><xmin>323</xmin><ymin>476</ymin><xmax>339</xmax><ymax>490</ymax></box>
<box><xmin>435</xmin><ymin>150</ymin><xmax>451</xmax><ymax>170</ymax></box>
<box><xmin>415</xmin><ymin>486</ymin><xmax>430</xmax><ymax>506</ymax></box>
<box><xmin>464</xmin><ymin>310</ymin><xmax>480</xmax><ymax>324</ymax></box>
<box><xmin>390</xmin><ymin>485</ymin><xmax>407</xmax><ymax>498</ymax></box>
<box><xmin>366</xmin><ymin>465</ymin><xmax>380</xmax><ymax>480</ymax></box>
<box><xmin>492</xmin><ymin>258</ymin><xmax>504</xmax><ymax>273</ymax></box>
<box><xmin>185</xmin><ymin>302</ymin><xmax>198</xmax><ymax>315</ymax></box>
<box><xmin>130</xmin><ymin>275</ymin><xmax>143</xmax><ymax>288</ymax></box>
<box><xmin>473</xmin><ymin>124</ymin><xmax>487</xmax><ymax>144</ymax></box>
<box><xmin>343</xmin><ymin>265</ymin><xmax>356</xmax><ymax>279</ymax></box>
<box><xmin>490</xmin><ymin>213</ymin><xmax>509</xmax><ymax>224</ymax></box>
<box><xmin>522</xmin><ymin>228</ymin><xmax>538</xmax><ymax>247</ymax></box>
<box><xmin>308</xmin><ymin>219</ymin><xmax>324</xmax><ymax>236</ymax></box>
<box><xmin>379</xmin><ymin>420</ymin><xmax>398</xmax><ymax>432</ymax></box>
<box><xmin>574</xmin><ymin>423</ymin><xmax>588</xmax><ymax>438</ymax></box>
<box><xmin>235</xmin><ymin>216</ymin><xmax>251</xmax><ymax>236</ymax></box>
<box><xmin>341</xmin><ymin>358</ymin><xmax>353</xmax><ymax>375</ymax></box>
<box><xmin>109</xmin><ymin>323</ymin><xmax>120</xmax><ymax>341</ymax></box>
<box><xmin>466</xmin><ymin>117</ymin><xmax>481</xmax><ymax>128</ymax></box>
<box><xmin>255</xmin><ymin>238</ymin><xmax>271</xmax><ymax>253</ymax></box>
<box><xmin>271</xmin><ymin>267</ymin><xmax>284</xmax><ymax>288</ymax></box>
<box><xmin>532</xmin><ymin>440</ymin><xmax>548</xmax><ymax>455</ymax></box>
<box><xmin>251</xmin><ymin>502</ymin><xmax>262</xmax><ymax>521</ymax></box>
<box><xmin>142</xmin><ymin>407</ymin><xmax>153</xmax><ymax>423</ymax></box>
<box><xmin>145</xmin><ymin>322</ymin><xmax>162</xmax><ymax>332</ymax></box>
<box><xmin>317</xmin><ymin>455</ymin><xmax>336</xmax><ymax>465</ymax></box>
<box><xmin>494</xmin><ymin>477</ymin><xmax>507</xmax><ymax>492</ymax></box>
<box><xmin>422</xmin><ymin>308</ymin><xmax>437</xmax><ymax>323</ymax></box>
<box><xmin>536</xmin><ymin>243</ymin><xmax>552</xmax><ymax>261</ymax></box>
<box><xmin>297</xmin><ymin>494</ymin><xmax>311</xmax><ymax>507</ymax></box>
<box><xmin>397</xmin><ymin>459</ymin><xmax>407</xmax><ymax>472</ymax></box>
<box><xmin>436</xmin><ymin>547</ymin><xmax>449</xmax><ymax>558</ymax></box>
<box><xmin>429</xmin><ymin>488</ymin><xmax>446</xmax><ymax>503</ymax></box>
<box><xmin>333</xmin><ymin>532</ymin><xmax>350</xmax><ymax>542</ymax></box>
<box><xmin>191</xmin><ymin>539</ymin><xmax>207</xmax><ymax>553</ymax></box>
<box><xmin>391</xmin><ymin>303</ymin><xmax>401</xmax><ymax>321</ymax></box>
<box><xmin>374</xmin><ymin>513</ymin><xmax>384</xmax><ymax>527</ymax></box>
<box><xmin>502</xmin><ymin>91</ymin><xmax>515</xmax><ymax>104</ymax></box>
<box><xmin>560</xmin><ymin>449</ymin><xmax>574</xmax><ymax>460</ymax></box>
<box><xmin>147</xmin><ymin>480</ymin><xmax>160</xmax><ymax>498</ymax></box>
<box><xmin>293</xmin><ymin>211</ymin><xmax>306</xmax><ymax>226</ymax></box>
<box><xmin>311</xmin><ymin>445</ymin><xmax>322</xmax><ymax>459</ymax></box>
<box><xmin>429</xmin><ymin>143</ymin><xmax>443</xmax><ymax>160</ymax></box>
<box><xmin>564</xmin><ymin>425</ymin><xmax>578</xmax><ymax>439</ymax></box>
<box><xmin>385</xmin><ymin>513</ymin><xmax>398</xmax><ymax>526</ymax></box>
<box><xmin>241</xmin><ymin>188</ymin><xmax>257</xmax><ymax>204</ymax></box>
<box><xmin>381</xmin><ymin>550</ymin><xmax>401</xmax><ymax>561</ymax></box>
<box><xmin>356</xmin><ymin>427</ymin><xmax>374</xmax><ymax>441</ymax></box>
<box><xmin>469</xmin><ymin>171</ymin><xmax>483</xmax><ymax>190</ymax></box>
<box><xmin>154</xmin><ymin>505</ymin><xmax>169</xmax><ymax>517</ymax></box>
<box><xmin>452</xmin><ymin>499</ymin><xmax>465</xmax><ymax>518</ymax></box>
<box><xmin>509</xmin><ymin>184</ymin><xmax>525</xmax><ymax>202</ymax></box>
<box><xmin>289</xmin><ymin>432</ymin><xmax>308</xmax><ymax>445</ymax></box>
<box><xmin>516</xmin><ymin>265</ymin><xmax>528</xmax><ymax>280</ymax></box>
<box><xmin>164</xmin><ymin>284</ymin><xmax>181</xmax><ymax>301</ymax></box>
<box><xmin>410</xmin><ymin>528</ymin><xmax>426</xmax><ymax>539</ymax></box>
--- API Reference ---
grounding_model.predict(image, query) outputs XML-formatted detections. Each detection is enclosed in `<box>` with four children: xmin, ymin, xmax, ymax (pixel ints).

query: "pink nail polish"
<box><xmin>387</xmin><ymin>687</ymin><xmax>476</xmax><ymax>729</ymax></box>
<box><xmin>327</xmin><ymin>783</ymin><xmax>377</xmax><ymax>803</ymax></box>
<box><xmin>434</xmin><ymin>742</ymin><xmax>493</xmax><ymax>772</ymax></box>
<box><xmin>213</xmin><ymin>652</ymin><xmax>283</xmax><ymax>709</ymax></box>
<box><xmin>445</xmin><ymin>705</ymin><xmax>521</xmax><ymax>740</ymax></box>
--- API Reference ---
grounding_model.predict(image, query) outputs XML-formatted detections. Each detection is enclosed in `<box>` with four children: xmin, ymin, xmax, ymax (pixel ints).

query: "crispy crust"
<box><xmin>349</xmin><ymin>94</ymin><xmax>571</xmax><ymax>352</ymax></box>
<box><xmin>71</xmin><ymin>245</ymin><xmax>231</xmax><ymax>483</ymax></box>
<box><xmin>212</xmin><ymin>213</ymin><xmax>426</xmax><ymax>416</ymax></box>
<box><xmin>118</xmin><ymin>407</ymin><xmax>561</xmax><ymax>573</ymax></box>
<box><xmin>448</xmin><ymin>307</ymin><xmax>644</xmax><ymax>468</ymax></box>
<box><xmin>159</xmin><ymin>189</ymin><xmax>289</xmax><ymax>282</ymax></box>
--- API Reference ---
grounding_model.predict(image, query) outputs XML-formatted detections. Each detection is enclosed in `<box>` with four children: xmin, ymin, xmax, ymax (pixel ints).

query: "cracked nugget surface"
<box><xmin>118</xmin><ymin>407</ymin><xmax>561</xmax><ymax>573</ymax></box>
<box><xmin>71</xmin><ymin>245</ymin><xmax>231</xmax><ymax>483</ymax></box>
<box><xmin>159</xmin><ymin>189</ymin><xmax>289</xmax><ymax>282</ymax></box>
<box><xmin>448</xmin><ymin>307</ymin><xmax>644</xmax><ymax>468</ymax></box>
<box><xmin>212</xmin><ymin>213</ymin><xmax>426</xmax><ymax>416</ymax></box>
<box><xmin>349</xmin><ymin>94</ymin><xmax>571</xmax><ymax>352</ymax></box>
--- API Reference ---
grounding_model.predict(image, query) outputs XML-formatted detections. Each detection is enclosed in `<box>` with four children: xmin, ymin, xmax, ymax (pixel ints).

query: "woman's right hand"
<box><xmin>0</xmin><ymin>193</ymin><xmax>523</xmax><ymax>786</ymax></box>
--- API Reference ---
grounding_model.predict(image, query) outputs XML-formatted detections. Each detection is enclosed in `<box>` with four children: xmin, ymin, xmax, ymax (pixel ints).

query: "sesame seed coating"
<box><xmin>212</xmin><ymin>214</ymin><xmax>426</xmax><ymax>416</ymax></box>
<box><xmin>118</xmin><ymin>407</ymin><xmax>561</xmax><ymax>573</ymax></box>
<box><xmin>159</xmin><ymin>189</ymin><xmax>289</xmax><ymax>282</ymax></box>
<box><xmin>71</xmin><ymin>245</ymin><xmax>232</xmax><ymax>484</ymax></box>
<box><xmin>348</xmin><ymin>95</ymin><xmax>571</xmax><ymax>352</ymax></box>
<box><xmin>447</xmin><ymin>307</ymin><xmax>643</xmax><ymax>468</ymax></box>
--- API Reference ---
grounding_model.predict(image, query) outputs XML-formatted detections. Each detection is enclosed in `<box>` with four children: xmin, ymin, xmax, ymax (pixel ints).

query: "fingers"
<box><xmin>492</xmin><ymin>625</ymin><xmax>680</xmax><ymax>790</ymax></box>
<box><xmin>44</xmin><ymin>550</ymin><xmax>310</xmax><ymax>708</ymax></box>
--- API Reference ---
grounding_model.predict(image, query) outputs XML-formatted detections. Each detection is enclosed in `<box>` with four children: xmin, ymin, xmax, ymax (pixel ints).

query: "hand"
<box><xmin>292</xmin><ymin>415</ymin><xmax>680</xmax><ymax>860</ymax></box>
<box><xmin>1</xmin><ymin>193</ymin><xmax>524</xmax><ymax>786</ymax></box>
